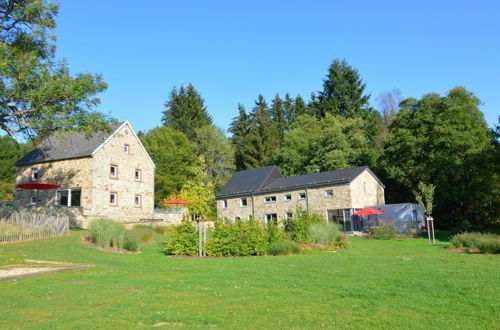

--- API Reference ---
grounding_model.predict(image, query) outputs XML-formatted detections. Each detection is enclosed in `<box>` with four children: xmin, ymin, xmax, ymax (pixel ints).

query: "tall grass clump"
<box><xmin>306</xmin><ymin>223</ymin><xmax>346</xmax><ymax>245</ymax></box>
<box><xmin>88</xmin><ymin>218</ymin><xmax>138</xmax><ymax>251</ymax></box>
<box><xmin>373</xmin><ymin>221</ymin><xmax>399</xmax><ymax>239</ymax></box>
<box><xmin>451</xmin><ymin>232</ymin><xmax>500</xmax><ymax>254</ymax></box>
<box><xmin>267</xmin><ymin>239</ymin><xmax>300</xmax><ymax>255</ymax></box>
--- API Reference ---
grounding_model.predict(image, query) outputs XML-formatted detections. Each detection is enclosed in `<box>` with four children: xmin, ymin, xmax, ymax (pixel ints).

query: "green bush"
<box><xmin>306</xmin><ymin>223</ymin><xmax>345</xmax><ymax>245</ymax></box>
<box><xmin>283</xmin><ymin>209</ymin><xmax>324</xmax><ymax>243</ymax></box>
<box><xmin>373</xmin><ymin>221</ymin><xmax>399</xmax><ymax>239</ymax></box>
<box><xmin>163</xmin><ymin>220</ymin><xmax>198</xmax><ymax>256</ymax></box>
<box><xmin>88</xmin><ymin>218</ymin><xmax>139</xmax><ymax>251</ymax></box>
<box><xmin>206</xmin><ymin>219</ymin><xmax>268</xmax><ymax>256</ymax></box>
<box><xmin>267</xmin><ymin>222</ymin><xmax>286</xmax><ymax>244</ymax></box>
<box><xmin>267</xmin><ymin>240</ymin><xmax>300</xmax><ymax>255</ymax></box>
<box><xmin>451</xmin><ymin>232</ymin><xmax>500</xmax><ymax>254</ymax></box>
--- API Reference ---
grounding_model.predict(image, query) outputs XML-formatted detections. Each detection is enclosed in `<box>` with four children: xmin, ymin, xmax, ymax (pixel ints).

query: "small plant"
<box><xmin>123</xmin><ymin>232</ymin><xmax>139</xmax><ymax>251</ymax></box>
<box><xmin>88</xmin><ymin>218</ymin><xmax>138</xmax><ymax>251</ymax></box>
<box><xmin>450</xmin><ymin>232</ymin><xmax>500</xmax><ymax>254</ymax></box>
<box><xmin>283</xmin><ymin>208</ymin><xmax>324</xmax><ymax>243</ymax></box>
<box><xmin>267</xmin><ymin>240</ymin><xmax>300</xmax><ymax>255</ymax></box>
<box><xmin>306</xmin><ymin>223</ymin><xmax>345</xmax><ymax>245</ymax></box>
<box><xmin>373</xmin><ymin>221</ymin><xmax>399</xmax><ymax>239</ymax></box>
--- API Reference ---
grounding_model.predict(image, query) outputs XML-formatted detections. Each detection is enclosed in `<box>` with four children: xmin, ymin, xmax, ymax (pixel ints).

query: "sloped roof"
<box><xmin>217</xmin><ymin>165</ymin><xmax>382</xmax><ymax>198</ymax></box>
<box><xmin>217</xmin><ymin>165</ymin><xmax>283</xmax><ymax>197</ymax></box>
<box><xmin>16</xmin><ymin>122</ymin><xmax>123</xmax><ymax>166</ymax></box>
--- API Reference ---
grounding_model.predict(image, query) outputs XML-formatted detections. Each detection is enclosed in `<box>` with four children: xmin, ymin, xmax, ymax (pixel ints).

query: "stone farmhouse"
<box><xmin>216</xmin><ymin>165</ymin><xmax>385</xmax><ymax>231</ymax></box>
<box><xmin>15</xmin><ymin>121</ymin><xmax>155</xmax><ymax>228</ymax></box>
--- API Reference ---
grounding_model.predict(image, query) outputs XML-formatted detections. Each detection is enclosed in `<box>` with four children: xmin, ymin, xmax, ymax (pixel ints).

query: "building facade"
<box><xmin>15</xmin><ymin>121</ymin><xmax>155</xmax><ymax>228</ymax></box>
<box><xmin>216</xmin><ymin>166</ymin><xmax>385</xmax><ymax>231</ymax></box>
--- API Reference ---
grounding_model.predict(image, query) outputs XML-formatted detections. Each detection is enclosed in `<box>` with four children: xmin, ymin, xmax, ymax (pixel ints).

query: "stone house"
<box><xmin>216</xmin><ymin>165</ymin><xmax>385</xmax><ymax>231</ymax></box>
<box><xmin>15</xmin><ymin>121</ymin><xmax>156</xmax><ymax>228</ymax></box>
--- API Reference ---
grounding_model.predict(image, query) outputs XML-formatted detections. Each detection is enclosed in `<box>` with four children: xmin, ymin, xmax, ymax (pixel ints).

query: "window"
<box><xmin>363</xmin><ymin>182</ymin><xmax>367</xmax><ymax>194</ymax></box>
<box><xmin>56</xmin><ymin>188</ymin><xmax>82</xmax><ymax>207</ymax></box>
<box><xmin>265</xmin><ymin>213</ymin><xmax>278</xmax><ymax>224</ymax></box>
<box><xmin>284</xmin><ymin>194</ymin><xmax>292</xmax><ymax>202</ymax></box>
<box><xmin>222</xmin><ymin>200</ymin><xmax>228</xmax><ymax>209</ymax></box>
<box><xmin>264</xmin><ymin>196</ymin><xmax>276</xmax><ymax>203</ymax></box>
<box><xmin>110</xmin><ymin>192</ymin><xmax>117</xmax><ymax>205</ymax></box>
<box><xmin>135</xmin><ymin>169</ymin><xmax>142</xmax><ymax>181</ymax></box>
<box><xmin>134</xmin><ymin>194</ymin><xmax>142</xmax><ymax>207</ymax></box>
<box><xmin>31</xmin><ymin>168</ymin><xmax>39</xmax><ymax>181</ymax></box>
<box><xmin>286</xmin><ymin>212</ymin><xmax>293</xmax><ymax>219</ymax></box>
<box><xmin>110</xmin><ymin>165</ymin><xmax>118</xmax><ymax>178</ymax></box>
<box><xmin>299</xmin><ymin>192</ymin><xmax>306</xmax><ymax>200</ymax></box>
<box><xmin>124</xmin><ymin>144</ymin><xmax>130</xmax><ymax>154</ymax></box>
<box><xmin>325</xmin><ymin>190</ymin><xmax>333</xmax><ymax>198</ymax></box>
<box><xmin>235</xmin><ymin>216</ymin><xmax>242</xmax><ymax>221</ymax></box>
<box><xmin>240</xmin><ymin>198</ymin><xmax>247</xmax><ymax>208</ymax></box>
<box><xmin>30</xmin><ymin>195</ymin><xmax>38</xmax><ymax>205</ymax></box>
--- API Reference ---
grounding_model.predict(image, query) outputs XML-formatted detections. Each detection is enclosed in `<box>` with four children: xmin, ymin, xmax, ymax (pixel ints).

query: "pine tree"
<box><xmin>270</xmin><ymin>94</ymin><xmax>286</xmax><ymax>140</ymax></box>
<box><xmin>161</xmin><ymin>84</ymin><xmax>213</xmax><ymax>139</ymax></box>
<box><xmin>312</xmin><ymin>58</ymin><xmax>371</xmax><ymax>119</ymax></box>
<box><xmin>229</xmin><ymin>104</ymin><xmax>251</xmax><ymax>170</ymax></box>
<box><xmin>242</xmin><ymin>95</ymin><xmax>278</xmax><ymax>169</ymax></box>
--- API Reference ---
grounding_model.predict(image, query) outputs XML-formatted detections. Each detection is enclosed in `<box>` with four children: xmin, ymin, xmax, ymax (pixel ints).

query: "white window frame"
<box><xmin>265</xmin><ymin>213</ymin><xmax>278</xmax><ymax>224</ymax></box>
<box><xmin>31</xmin><ymin>168</ymin><xmax>39</xmax><ymax>182</ymax></box>
<box><xmin>284</xmin><ymin>194</ymin><xmax>292</xmax><ymax>202</ymax></box>
<box><xmin>134</xmin><ymin>194</ymin><xmax>142</xmax><ymax>207</ymax></box>
<box><xmin>135</xmin><ymin>169</ymin><xmax>142</xmax><ymax>181</ymax></box>
<box><xmin>30</xmin><ymin>195</ymin><xmax>37</xmax><ymax>205</ymax></box>
<box><xmin>240</xmin><ymin>198</ymin><xmax>247</xmax><ymax>208</ymax></box>
<box><xmin>110</xmin><ymin>192</ymin><xmax>118</xmax><ymax>206</ymax></box>
<box><xmin>55</xmin><ymin>188</ymin><xmax>82</xmax><ymax>207</ymax></box>
<box><xmin>222</xmin><ymin>200</ymin><xmax>228</xmax><ymax>209</ymax></box>
<box><xmin>325</xmin><ymin>190</ymin><xmax>333</xmax><ymax>198</ymax></box>
<box><xmin>264</xmin><ymin>196</ymin><xmax>277</xmax><ymax>203</ymax></box>
<box><xmin>124</xmin><ymin>144</ymin><xmax>130</xmax><ymax>154</ymax></box>
<box><xmin>299</xmin><ymin>193</ymin><xmax>306</xmax><ymax>200</ymax></box>
<box><xmin>110</xmin><ymin>165</ymin><xmax>118</xmax><ymax>178</ymax></box>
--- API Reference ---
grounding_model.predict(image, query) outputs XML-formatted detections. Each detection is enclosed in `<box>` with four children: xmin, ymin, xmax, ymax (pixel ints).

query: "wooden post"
<box><xmin>427</xmin><ymin>216</ymin><xmax>435</xmax><ymax>244</ymax></box>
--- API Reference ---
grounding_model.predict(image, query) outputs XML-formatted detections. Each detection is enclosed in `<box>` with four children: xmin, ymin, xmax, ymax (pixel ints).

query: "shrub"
<box><xmin>163</xmin><ymin>220</ymin><xmax>198</xmax><ymax>256</ymax></box>
<box><xmin>306</xmin><ymin>223</ymin><xmax>345</xmax><ymax>245</ymax></box>
<box><xmin>205</xmin><ymin>219</ymin><xmax>268</xmax><ymax>256</ymax></box>
<box><xmin>373</xmin><ymin>221</ymin><xmax>399</xmax><ymax>239</ymax></box>
<box><xmin>267</xmin><ymin>240</ymin><xmax>300</xmax><ymax>255</ymax></box>
<box><xmin>123</xmin><ymin>232</ymin><xmax>139</xmax><ymax>251</ymax></box>
<box><xmin>451</xmin><ymin>232</ymin><xmax>500</xmax><ymax>254</ymax></box>
<box><xmin>283</xmin><ymin>209</ymin><xmax>324</xmax><ymax>243</ymax></box>
<box><xmin>267</xmin><ymin>221</ymin><xmax>286</xmax><ymax>244</ymax></box>
<box><xmin>89</xmin><ymin>218</ymin><xmax>126</xmax><ymax>249</ymax></box>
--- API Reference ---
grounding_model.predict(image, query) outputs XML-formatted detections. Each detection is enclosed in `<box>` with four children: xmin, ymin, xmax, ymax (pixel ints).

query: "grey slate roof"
<box><xmin>217</xmin><ymin>166</ymin><xmax>283</xmax><ymax>197</ymax></box>
<box><xmin>16</xmin><ymin>122</ymin><xmax>123</xmax><ymax>166</ymax></box>
<box><xmin>217</xmin><ymin>165</ymin><xmax>381</xmax><ymax>198</ymax></box>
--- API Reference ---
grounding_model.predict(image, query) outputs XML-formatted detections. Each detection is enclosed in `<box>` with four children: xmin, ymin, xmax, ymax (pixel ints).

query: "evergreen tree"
<box><xmin>283</xmin><ymin>94</ymin><xmax>308</xmax><ymax>129</ymax></box>
<box><xmin>270</xmin><ymin>94</ymin><xmax>286</xmax><ymax>140</ymax></box>
<box><xmin>242</xmin><ymin>95</ymin><xmax>278</xmax><ymax>169</ymax></box>
<box><xmin>161</xmin><ymin>84</ymin><xmax>212</xmax><ymax>140</ymax></box>
<box><xmin>228</xmin><ymin>104</ymin><xmax>251</xmax><ymax>171</ymax></box>
<box><xmin>312</xmin><ymin>58</ymin><xmax>371</xmax><ymax>119</ymax></box>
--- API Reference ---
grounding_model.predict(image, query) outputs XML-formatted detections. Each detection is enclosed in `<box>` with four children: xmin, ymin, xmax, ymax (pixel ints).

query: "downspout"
<box><xmin>305</xmin><ymin>187</ymin><xmax>309</xmax><ymax>212</ymax></box>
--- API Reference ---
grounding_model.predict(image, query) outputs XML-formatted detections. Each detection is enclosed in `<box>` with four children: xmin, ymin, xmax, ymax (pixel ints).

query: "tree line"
<box><xmin>0</xmin><ymin>1</ymin><xmax>498</xmax><ymax>231</ymax></box>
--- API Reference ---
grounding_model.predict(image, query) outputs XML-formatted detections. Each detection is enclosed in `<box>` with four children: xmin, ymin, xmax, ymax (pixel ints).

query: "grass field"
<box><xmin>0</xmin><ymin>231</ymin><xmax>498</xmax><ymax>329</ymax></box>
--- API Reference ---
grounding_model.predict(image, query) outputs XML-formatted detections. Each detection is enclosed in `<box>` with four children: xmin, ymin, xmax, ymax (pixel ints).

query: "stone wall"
<box><xmin>349</xmin><ymin>170</ymin><xmax>385</xmax><ymax>208</ymax></box>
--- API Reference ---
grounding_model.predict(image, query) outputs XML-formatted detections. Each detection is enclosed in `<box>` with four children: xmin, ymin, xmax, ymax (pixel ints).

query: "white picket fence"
<box><xmin>0</xmin><ymin>207</ymin><xmax>69</xmax><ymax>243</ymax></box>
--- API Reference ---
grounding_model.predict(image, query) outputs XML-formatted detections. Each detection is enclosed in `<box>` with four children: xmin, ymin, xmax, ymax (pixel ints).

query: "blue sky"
<box><xmin>54</xmin><ymin>0</ymin><xmax>499</xmax><ymax>133</ymax></box>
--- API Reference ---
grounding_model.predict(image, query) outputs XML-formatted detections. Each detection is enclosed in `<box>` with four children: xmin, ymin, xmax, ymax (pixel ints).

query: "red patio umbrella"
<box><xmin>352</xmin><ymin>208</ymin><xmax>384</xmax><ymax>216</ymax></box>
<box><xmin>16</xmin><ymin>181</ymin><xmax>61</xmax><ymax>206</ymax></box>
<box><xmin>161</xmin><ymin>199</ymin><xmax>191</xmax><ymax>205</ymax></box>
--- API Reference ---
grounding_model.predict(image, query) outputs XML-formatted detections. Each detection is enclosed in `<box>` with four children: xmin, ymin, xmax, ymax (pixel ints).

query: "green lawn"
<box><xmin>0</xmin><ymin>231</ymin><xmax>498</xmax><ymax>329</ymax></box>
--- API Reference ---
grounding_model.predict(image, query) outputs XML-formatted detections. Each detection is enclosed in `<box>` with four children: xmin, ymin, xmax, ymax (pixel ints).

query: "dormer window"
<box><xmin>110</xmin><ymin>165</ymin><xmax>118</xmax><ymax>178</ymax></box>
<box><xmin>31</xmin><ymin>168</ymin><xmax>39</xmax><ymax>182</ymax></box>
<box><xmin>124</xmin><ymin>144</ymin><xmax>130</xmax><ymax>154</ymax></box>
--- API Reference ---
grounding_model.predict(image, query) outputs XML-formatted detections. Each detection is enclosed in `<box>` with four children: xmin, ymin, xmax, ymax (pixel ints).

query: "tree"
<box><xmin>310</xmin><ymin>58</ymin><xmax>371</xmax><ymax>119</ymax></box>
<box><xmin>413</xmin><ymin>182</ymin><xmax>435</xmax><ymax>216</ymax></box>
<box><xmin>241</xmin><ymin>95</ymin><xmax>279</xmax><ymax>169</ymax></box>
<box><xmin>229</xmin><ymin>104</ymin><xmax>251</xmax><ymax>171</ymax></box>
<box><xmin>0</xmin><ymin>0</ymin><xmax>109</xmax><ymax>138</ymax></box>
<box><xmin>140</xmin><ymin>126</ymin><xmax>199</xmax><ymax>205</ymax></box>
<box><xmin>282</xmin><ymin>93</ymin><xmax>307</xmax><ymax>130</ymax></box>
<box><xmin>382</xmin><ymin>87</ymin><xmax>496</xmax><ymax>230</ymax></box>
<box><xmin>274</xmin><ymin>114</ymin><xmax>373</xmax><ymax>176</ymax></box>
<box><xmin>192</xmin><ymin>125</ymin><xmax>235</xmax><ymax>191</ymax></box>
<box><xmin>270</xmin><ymin>94</ymin><xmax>285</xmax><ymax>141</ymax></box>
<box><xmin>161</xmin><ymin>84</ymin><xmax>212</xmax><ymax>140</ymax></box>
<box><xmin>377</xmin><ymin>89</ymin><xmax>402</xmax><ymax>127</ymax></box>
<box><xmin>0</xmin><ymin>135</ymin><xmax>29</xmax><ymax>200</ymax></box>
